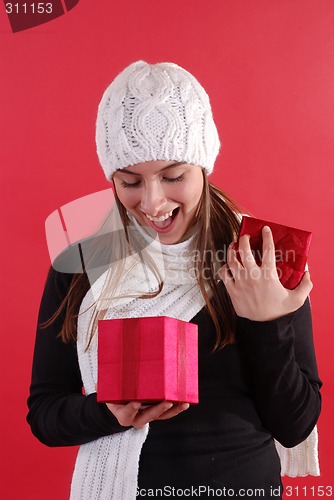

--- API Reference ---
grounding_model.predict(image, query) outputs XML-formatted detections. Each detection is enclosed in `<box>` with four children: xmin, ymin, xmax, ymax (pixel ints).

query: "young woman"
<box><xmin>27</xmin><ymin>61</ymin><xmax>322</xmax><ymax>499</ymax></box>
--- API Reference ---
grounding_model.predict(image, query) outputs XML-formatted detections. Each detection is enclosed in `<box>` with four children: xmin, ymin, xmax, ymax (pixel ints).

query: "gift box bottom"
<box><xmin>97</xmin><ymin>316</ymin><xmax>199</xmax><ymax>404</ymax></box>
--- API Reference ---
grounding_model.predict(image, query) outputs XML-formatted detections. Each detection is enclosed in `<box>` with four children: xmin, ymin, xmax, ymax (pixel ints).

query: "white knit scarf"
<box><xmin>70</xmin><ymin>220</ymin><xmax>319</xmax><ymax>499</ymax></box>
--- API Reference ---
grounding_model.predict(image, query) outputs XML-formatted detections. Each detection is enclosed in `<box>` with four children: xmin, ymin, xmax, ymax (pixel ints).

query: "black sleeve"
<box><xmin>236</xmin><ymin>297</ymin><xmax>322</xmax><ymax>448</ymax></box>
<box><xmin>26</xmin><ymin>266</ymin><xmax>129</xmax><ymax>447</ymax></box>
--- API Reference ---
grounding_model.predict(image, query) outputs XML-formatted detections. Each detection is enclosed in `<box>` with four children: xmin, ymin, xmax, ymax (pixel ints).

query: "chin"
<box><xmin>158</xmin><ymin>230</ymin><xmax>186</xmax><ymax>245</ymax></box>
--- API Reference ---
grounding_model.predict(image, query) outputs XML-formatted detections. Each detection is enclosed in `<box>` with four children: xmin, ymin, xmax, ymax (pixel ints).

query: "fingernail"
<box><xmin>133</xmin><ymin>402</ymin><xmax>141</xmax><ymax>410</ymax></box>
<box><xmin>263</xmin><ymin>226</ymin><xmax>270</xmax><ymax>232</ymax></box>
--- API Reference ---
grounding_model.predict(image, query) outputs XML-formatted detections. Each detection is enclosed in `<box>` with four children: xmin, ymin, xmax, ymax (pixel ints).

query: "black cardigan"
<box><xmin>27</xmin><ymin>266</ymin><xmax>322</xmax><ymax>497</ymax></box>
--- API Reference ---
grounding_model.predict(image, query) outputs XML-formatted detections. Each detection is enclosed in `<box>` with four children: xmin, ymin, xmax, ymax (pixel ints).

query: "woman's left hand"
<box><xmin>219</xmin><ymin>226</ymin><xmax>313</xmax><ymax>322</ymax></box>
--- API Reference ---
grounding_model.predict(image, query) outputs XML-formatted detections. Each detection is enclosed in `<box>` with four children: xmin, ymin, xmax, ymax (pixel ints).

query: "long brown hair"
<box><xmin>42</xmin><ymin>170</ymin><xmax>244</xmax><ymax>350</ymax></box>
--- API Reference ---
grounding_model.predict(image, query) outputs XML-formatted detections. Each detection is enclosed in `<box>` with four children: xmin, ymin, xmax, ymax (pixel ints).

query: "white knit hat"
<box><xmin>96</xmin><ymin>60</ymin><xmax>220</xmax><ymax>180</ymax></box>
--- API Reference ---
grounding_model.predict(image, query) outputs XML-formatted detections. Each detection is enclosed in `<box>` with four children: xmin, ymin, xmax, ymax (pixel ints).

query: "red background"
<box><xmin>0</xmin><ymin>1</ymin><xmax>333</xmax><ymax>498</ymax></box>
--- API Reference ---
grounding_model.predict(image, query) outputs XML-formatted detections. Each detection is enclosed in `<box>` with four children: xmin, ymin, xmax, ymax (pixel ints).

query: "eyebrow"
<box><xmin>117</xmin><ymin>161</ymin><xmax>187</xmax><ymax>176</ymax></box>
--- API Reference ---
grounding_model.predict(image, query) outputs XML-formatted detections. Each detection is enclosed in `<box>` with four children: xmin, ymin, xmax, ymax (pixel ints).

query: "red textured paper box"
<box><xmin>237</xmin><ymin>216</ymin><xmax>312</xmax><ymax>289</ymax></box>
<box><xmin>97</xmin><ymin>317</ymin><xmax>198</xmax><ymax>404</ymax></box>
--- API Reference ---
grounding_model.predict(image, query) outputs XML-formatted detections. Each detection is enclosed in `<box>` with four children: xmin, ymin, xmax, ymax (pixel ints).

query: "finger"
<box><xmin>261</xmin><ymin>226</ymin><xmax>276</xmax><ymax>269</ymax></box>
<box><xmin>154</xmin><ymin>403</ymin><xmax>190</xmax><ymax>420</ymax></box>
<box><xmin>238</xmin><ymin>234</ymin><xmax>256</xmax><ymax>269</ymax></box>
<box><xmin>218</xmin><ymin>263</ymin><xmax>235</xmax><ymax>289</ymax></box>
<box><xmin>293</xmin><ymin>271</ymin><xmax>313</xmax><ymax>296</ymax></box>
<box><xmin>109</xmin><ymin>401</ymin><xmax>141</xmax><ymax>425</ymax></box>
<box><xmin>226</xmin><ymin>243</ymin><xmax>243</xmax><ymax>278</ymax></box>
<box><xmin>134</xmin><ymin>402</ymin><xmax>174</xmax><ymax>428</ymax></box>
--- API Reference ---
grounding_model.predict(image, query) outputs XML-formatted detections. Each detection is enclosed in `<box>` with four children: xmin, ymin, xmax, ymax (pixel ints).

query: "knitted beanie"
<box><xmin>96</xmin><ymin>60</ymin><xmax>220</xmax><ymax>180</ymax></box>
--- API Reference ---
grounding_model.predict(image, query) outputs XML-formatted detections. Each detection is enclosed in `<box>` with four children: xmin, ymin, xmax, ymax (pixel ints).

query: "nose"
<box><xmin>140</xmin><ymin>181</ymin><xmax>168</xmax><ymax>216</ymax></box>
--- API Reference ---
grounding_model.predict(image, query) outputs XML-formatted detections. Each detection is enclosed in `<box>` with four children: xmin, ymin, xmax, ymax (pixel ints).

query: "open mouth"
<box><xmin>145</xmin><ymin>207</ymin><xmax>180</xmax><ymax>232</ymax></box>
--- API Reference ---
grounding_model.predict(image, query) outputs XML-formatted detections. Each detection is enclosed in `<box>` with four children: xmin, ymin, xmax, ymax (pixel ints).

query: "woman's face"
<box><xmin>113</xmin><ymin>160</ymin><xmax>204</xmax><ymax>244</ymax></box>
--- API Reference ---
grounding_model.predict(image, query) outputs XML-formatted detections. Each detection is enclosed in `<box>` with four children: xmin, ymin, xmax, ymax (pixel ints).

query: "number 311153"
<box><xmin>285</xmin><ymin>485</ymin><xmax>332</xmax><ymax>497</ymax></box>
<box><xmin>5</xmin><ymin>3</ymin><xmax>53</xmax><ymax>14</ymax></box>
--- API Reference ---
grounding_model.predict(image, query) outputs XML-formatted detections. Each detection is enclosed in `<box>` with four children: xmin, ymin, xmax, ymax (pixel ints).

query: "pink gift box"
<box><xmin>97</xmin><ymin>316</ymin><xmax>199</xmax><ymax>404</ymax></box>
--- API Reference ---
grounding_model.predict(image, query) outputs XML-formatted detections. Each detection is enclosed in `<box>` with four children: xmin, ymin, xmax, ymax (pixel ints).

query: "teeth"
<box><xmin>145</xmin><ymin>209</ymin><xmax>174</xmax><ymax>222</ymax></box>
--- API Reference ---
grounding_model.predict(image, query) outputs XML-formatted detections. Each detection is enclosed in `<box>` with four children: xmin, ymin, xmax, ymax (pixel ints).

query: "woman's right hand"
<box><xmin>105</xmin><ymin>401</ymin><xmax>189</xmax><ymax>429</ymax></box>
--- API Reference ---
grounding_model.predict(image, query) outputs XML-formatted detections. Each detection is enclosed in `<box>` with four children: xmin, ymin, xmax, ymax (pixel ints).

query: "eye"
<box><xmin>120</xmin><ymin>180</ymin><xmax>141</xmax><ymax>188</ymax></box>
<box><xmin>164</xmin><ymin>174</ymin><xmax>184</xmax><ymax>183</ymax></box>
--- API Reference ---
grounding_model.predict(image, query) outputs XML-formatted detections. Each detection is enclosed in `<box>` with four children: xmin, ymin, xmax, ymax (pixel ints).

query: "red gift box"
<box><xmin>97</xmin><ymin>316</ymin><xmax>198</xmax><ymax>404</ymax></box>
<box><xmin>237</xmin><ymin>216</ymin><xmax>312</xmax><ymax>290</ymax></box>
